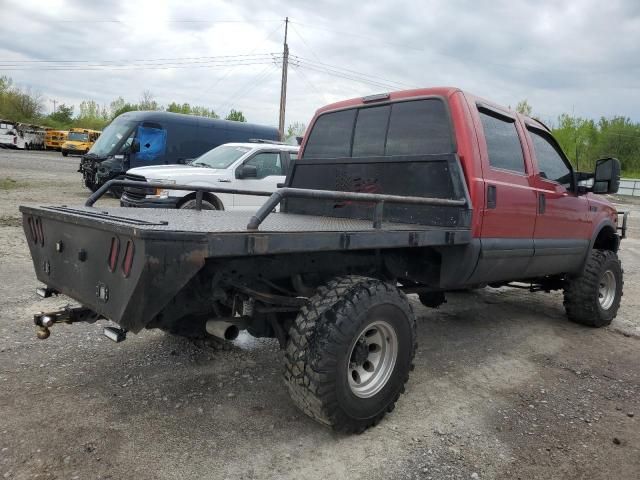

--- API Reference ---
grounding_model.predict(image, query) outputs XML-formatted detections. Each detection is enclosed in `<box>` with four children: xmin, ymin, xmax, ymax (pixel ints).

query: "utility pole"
<box><xmin>278</xmin><ymin>17</ymin><xmax>289</xmax><ymax>140</ymax></box>
<box><xmin>50</xmin><ymin>99</ymin><xmax>57</xmax><ymax>114</ymax></box>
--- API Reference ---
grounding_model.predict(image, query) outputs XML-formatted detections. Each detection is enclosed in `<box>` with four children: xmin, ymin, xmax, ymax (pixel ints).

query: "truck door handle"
<box><xmin>487</xmin><ymin>185</ymin><xmax>497</xmax><ymax>209</ymax></box>
<box><xmin>217</xmin><ymin>178</ymin><xmax>231</xmax><ymax>183</ymax></box>
<box><xmin>538</xmin><ymin>193</ymin><xmax>546</xmax><ymax>214</ymax></box>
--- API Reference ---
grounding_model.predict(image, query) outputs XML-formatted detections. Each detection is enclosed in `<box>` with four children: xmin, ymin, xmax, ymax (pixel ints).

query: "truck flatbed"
<box><xmin>20</xmin><ymin>204</ymin><xmax>472</xmax><ymax>258</ymax></box>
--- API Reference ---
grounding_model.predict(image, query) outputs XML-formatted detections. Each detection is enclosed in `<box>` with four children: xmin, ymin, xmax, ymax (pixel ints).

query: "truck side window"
<box><xmin>245</xmin><ymin>152</ymin><xmax>283</xmax><ymax>179</ymax></box>
<box><xmin>304</xmin><ymin>109</ymin><xmax>356</xmax><ymax>159</ymax></box>
<box><xmin>528</xmin><ymin>128</ymin><xmax>572</xmax><ymax>188</ymax></box>
<box><xmin>479</xmin><ymin>111</ymin><xmax>526</xmax><ymax>174</ymax></box>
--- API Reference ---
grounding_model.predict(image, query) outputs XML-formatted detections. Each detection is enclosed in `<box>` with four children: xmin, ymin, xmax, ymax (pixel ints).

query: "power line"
<box><xmin>215</xmin><ymin>64</ymin><xmax>278</xmax><ymax>114</ymax></box>
<box><xmin>292</xmin><ymin>58</ymin><xmax>410</xmax><ymax>91</ymax></box>
<box><xmin>201</xmin><ymin>21</ymin><xmax>285</xmax><ymax>95</ymax></box>
<box><xmin>0</xmin><ymin>54</ymin><xmax>279</xmax><ymax>71</ymax></box>
<box><xmin>0</xmin><ymin>59</ymin><xmax>277</xmax><ymax>71</ymax></box>
<box><xmin>292</xmin><ymin>55</ymin><xmax>415</xmax><ymax>90</ymax></box>
<box><xmin>46</xmin><ymin>19</ymin><xmax>282</xmax><ymax>24</ymax></box>
<box><xmin>290</xmin><ymin>67</ymin><xmax>330</xmax><ymax>105</ymax></box>
<box><xmin>0</xmin><ymin>52</ymin><xmax>276</xmax><ymax>64</ymax></box>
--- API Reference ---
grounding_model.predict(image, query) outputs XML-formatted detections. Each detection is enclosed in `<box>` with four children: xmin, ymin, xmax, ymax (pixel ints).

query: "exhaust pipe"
<box><xmin>206</xmin><ymin>320</ymin><xmax>240</xmax><ymax>341</ymax></box>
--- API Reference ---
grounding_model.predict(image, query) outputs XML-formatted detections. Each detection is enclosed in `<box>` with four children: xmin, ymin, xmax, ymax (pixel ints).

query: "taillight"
<box><xmin>35</xmin><ymin>218</ymin><xmax>44</xmax><ymax>246</ymax></box>
<box><xmin>13</xmin><ymin>136</ymin><xmax>17</xmax><ymax>144</ymax></box>
<box><xmin>27</xmin><ymin>217</ymin><xmax>37</xmax><ymax>242</ymax></box>
<box><xmin>122</xmin><ymin>240</ymin><xmax>134</xmax><ymax>277</ymax></box>
<box><xmin>107</xmin><ymin>236</ymin><xmax>120</xmax><ymax>272</ymax></box>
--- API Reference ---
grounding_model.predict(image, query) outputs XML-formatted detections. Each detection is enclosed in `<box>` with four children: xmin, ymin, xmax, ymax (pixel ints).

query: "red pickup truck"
<box><xmin>22</xmin><ymin>87</ymin><xmax>625</xmax><ymax>432</ymax></box>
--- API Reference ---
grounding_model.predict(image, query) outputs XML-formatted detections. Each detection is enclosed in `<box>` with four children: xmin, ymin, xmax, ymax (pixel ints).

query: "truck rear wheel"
<box><xmin>284</xmin><ymin>275</ymin><xmax>416</xmax><ymax>433</ymax></box>
<box><xmin>563</xmin><ymin>249</ymin><xmax>623</xmax><ymax>327</ymax></box>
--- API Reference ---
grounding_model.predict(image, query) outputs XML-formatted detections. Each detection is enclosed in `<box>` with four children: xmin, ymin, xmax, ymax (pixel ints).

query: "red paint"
<box><xmin>301</xmin><ymin>87</ymin><xmax>617</xmax><ymax>242</ymax></box>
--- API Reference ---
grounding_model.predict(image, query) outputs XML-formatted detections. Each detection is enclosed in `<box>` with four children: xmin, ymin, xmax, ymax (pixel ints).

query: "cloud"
<box><xmin>0</xmin><ymin>0</ymin><xmax>638</xmax><ymax>127</ymax></box>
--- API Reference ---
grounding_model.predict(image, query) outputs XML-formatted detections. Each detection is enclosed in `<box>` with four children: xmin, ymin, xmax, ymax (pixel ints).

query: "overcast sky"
<box><xmin>1</xmin><ymin>0</ymin><xmax>638</xmax><ymax>128</ymax></box>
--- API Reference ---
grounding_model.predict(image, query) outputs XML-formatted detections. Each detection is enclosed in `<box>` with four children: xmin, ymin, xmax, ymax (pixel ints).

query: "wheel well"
<box><xmin>177</xmin><ymin>192</ymin><xmax>225</xmax><ymax>210</ymax></box>
<box><xmin>593</xmin><ymin>226</ymin><xmax>618</xmax><ymax>252</ymax></box>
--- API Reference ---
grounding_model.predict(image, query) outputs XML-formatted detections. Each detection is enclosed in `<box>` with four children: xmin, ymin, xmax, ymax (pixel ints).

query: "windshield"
<box><xmin>192</xmin><ymin>145</ymin><xmax>251</xmax><ymax>169</ymax></box>
<box><xmin>68</xmin><ymin>132</ymin><xmax>89</xmax><ymax>142</ymax></box>
<box><xmin>88</xmin><ymin>118</ymin><xmax>136</xmax><ymax>157</ymax></box>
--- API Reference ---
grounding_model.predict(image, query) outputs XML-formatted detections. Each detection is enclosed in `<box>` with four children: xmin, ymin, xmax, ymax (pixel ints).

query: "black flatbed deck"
<box><xmin>21</xmin><ymin>205</ymin><xmax>472</xmax><ymax>257</ymax></box>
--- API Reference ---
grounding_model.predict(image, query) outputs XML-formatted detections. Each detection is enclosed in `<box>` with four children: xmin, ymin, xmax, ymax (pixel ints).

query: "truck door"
<box><xmin>130</xmin><ymin>123</ymin><xmax>167</xmax><ymax>168</ymax></box>
<box><xmin>524</xmin><ymin>126</ymin><xmax>590</xmax><ymax>276</ymax></box>
<box><xmin>233</xmin><ymin>151</ymin><xmax>286</xmax><ymax>210</ymax></box>
<box><xmin>468</xmin><ymin>106</ymin><xmax>538</xmax><ymax>283</ymax></box>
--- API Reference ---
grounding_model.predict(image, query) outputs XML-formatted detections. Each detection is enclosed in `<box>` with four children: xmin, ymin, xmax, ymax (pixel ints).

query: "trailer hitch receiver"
<box><xmin>33</xmin><ymin>306</ymin><xmax>101</xmax><ymax>340</ymax></box>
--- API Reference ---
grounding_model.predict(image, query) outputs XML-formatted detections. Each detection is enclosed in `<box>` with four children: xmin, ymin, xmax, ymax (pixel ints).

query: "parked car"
<box><xmin>78</xmin><ymin>111</ymin><xmax>280</xmax><ymax>196</ymax></box>
<box><xmin>120</xmin><ymin>142</ymin><xmax>299</xmax><ymax>210</ymax></box>
<box><xmin>22</xmin><ymin>86</ymin><xmax>625</xmax><ymax>433</ymax></box>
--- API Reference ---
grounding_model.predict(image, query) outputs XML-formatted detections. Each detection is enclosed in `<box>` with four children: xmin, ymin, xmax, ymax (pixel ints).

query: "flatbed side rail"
<box><xmin>85</xmin><ymin>179</ymin><xmax>467</xmax><ymax>231</ymax></box>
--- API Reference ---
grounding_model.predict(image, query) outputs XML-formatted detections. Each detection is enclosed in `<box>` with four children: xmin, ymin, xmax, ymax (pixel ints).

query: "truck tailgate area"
<box><xmin>20</xmin><ymin>205</ymin><xmax>471</xmax><ymax>330</ymax></box>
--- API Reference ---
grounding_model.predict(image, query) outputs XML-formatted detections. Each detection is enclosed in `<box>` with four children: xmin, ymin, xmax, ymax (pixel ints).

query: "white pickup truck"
<box><xmin>120</xmin><ymin>142</ymin><xmax>299</xmax><ymax>210</ymax></box>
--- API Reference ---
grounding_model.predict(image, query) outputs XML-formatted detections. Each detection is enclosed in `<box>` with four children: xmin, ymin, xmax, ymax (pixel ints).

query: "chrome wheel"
<box><xmin>598</xmin><ymin>270</ymin><xmax>616</xmax><ymax>310</ymax></box>
<box><xmin>347</xmin><ymin>320</ymin><xmax>398</xmax><ymax>398</ymax></box>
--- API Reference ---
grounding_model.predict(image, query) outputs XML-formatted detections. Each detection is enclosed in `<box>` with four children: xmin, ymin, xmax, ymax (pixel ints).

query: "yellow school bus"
<box><xmin>45</xmin><ymin>130</ymin><xmax>69</xmax><ymax>151</ymax></box>
<box><xmin>61</xmin><ymin>128</ymin><xmax>101</xmax><ymax>156</ymax></box>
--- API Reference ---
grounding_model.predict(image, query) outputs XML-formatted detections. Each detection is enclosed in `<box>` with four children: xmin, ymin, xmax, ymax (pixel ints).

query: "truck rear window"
<box><xmin>303</xmin><ymin>98</ymin><xmax>453</xmax><ymax>159</ymax></box>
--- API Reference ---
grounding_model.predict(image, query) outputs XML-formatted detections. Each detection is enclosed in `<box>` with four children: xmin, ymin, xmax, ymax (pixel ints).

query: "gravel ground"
<box><xmin>0</xmin><ymin>150</ymin><xmax>638</xmax><ymax>480</ymax></box>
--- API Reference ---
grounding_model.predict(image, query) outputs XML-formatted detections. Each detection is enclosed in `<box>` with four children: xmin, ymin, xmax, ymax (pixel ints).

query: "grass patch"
<box><xmin>621</xmin><ymin>171</ymin><xmax>640</xmax><ymax>179</ymax></box>
<box><xmin>0</xmin><ymin>177</ymin><xmax>28</xmax><ymax>190</ymax></box>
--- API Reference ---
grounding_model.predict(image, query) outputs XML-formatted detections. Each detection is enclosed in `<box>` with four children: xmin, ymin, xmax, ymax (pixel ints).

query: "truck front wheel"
<box><xmin>563</xmin><ymin>249</ymin><xmax>623</xmax><ymax>327</ymax></box>
<box><xmin>284</xmin><ymin>276</ymin><xmax>416</xmax><ymax>432</ymax></box>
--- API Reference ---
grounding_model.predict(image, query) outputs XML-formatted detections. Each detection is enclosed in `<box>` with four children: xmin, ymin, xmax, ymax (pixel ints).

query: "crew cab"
<box><xmin>120</xmin><ymin>142</ymin><xmax>299</xmax><ymax>210</ymax></box>
<box><xmin>21</xmin><ymin>87</ymin><xmax>625</xmax><ymax>433</ymax></box>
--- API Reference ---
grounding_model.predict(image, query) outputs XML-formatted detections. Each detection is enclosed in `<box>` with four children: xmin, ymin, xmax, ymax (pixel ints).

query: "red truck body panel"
<box><xmin>301</xmin><ymin>87</ymin><xmax>618</xmax><ymax>259</ymax></box>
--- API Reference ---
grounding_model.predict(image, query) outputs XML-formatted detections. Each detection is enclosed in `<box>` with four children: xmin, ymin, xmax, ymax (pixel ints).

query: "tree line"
<box><xmin>2</xmin><ymin>76</ymin><xmax>637</xmax><ymax>173</ymax></box>
<box><xmin>0</xmin><ymin>76</ymin><xmax>248</xmax><ymax>132</ymax></box>
<box><xmin>516</xmin><ymin>100</ymin><xmax>640</xmax><ymax>176</ymax></box>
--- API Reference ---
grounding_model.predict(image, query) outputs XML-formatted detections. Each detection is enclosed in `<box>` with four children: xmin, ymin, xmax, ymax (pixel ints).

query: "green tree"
<box><xmin>48</xmin><ymin>103</ymin><xmax>74</xmax><ymax>124</ymax></box>
<box><xmin>515</xmin><ymin>99</ymin><xmax>533</xmax><ymax>116</ymax></box>
<box><xmin>109</xmin><ymin>96</ymin><xmax>138</xmax><ymax>119</ymax></box>
<box><xmin>225</xmin><ymin>109</ymin><xmax>246</xmax><ymax>122</ymax></box>
<box><xmin>285</xmin><ymin>121</ymin><xmax>306</xmax><ymax>143</ymax></box>
<box><xmin>166</xmin><ymin>101</ymin><xmax>191</xmax><ymax>114</ymax></box>
<box><xmin>191</xmin><ymin>105</ymin><xmax>219</xmax><ymax>118</ymax></box>
<box><xmin>139</xmin><ymin>90</ymin><xmax>159</xmax><ymax>111</ymax></box>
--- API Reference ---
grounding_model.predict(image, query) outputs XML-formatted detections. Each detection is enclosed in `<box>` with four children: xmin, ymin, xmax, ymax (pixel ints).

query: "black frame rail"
<box><xmin>86</xmin><ymin>179</ymin><xmax>468</xmax><ymax>231</ymax></box>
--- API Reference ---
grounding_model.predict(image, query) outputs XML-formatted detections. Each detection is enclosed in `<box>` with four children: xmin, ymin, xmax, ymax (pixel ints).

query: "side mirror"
<box><xmin>237</xmin><ymin>164</ymin><xmax>257</xmax><ymax>179</ymax></box>
<box><xmin>593</xmin><ymin>157</ymin><xmax>620</xmax><ymax>194</ymax></box>
<box><xmin>130</xmin><ymin>139</ymin><xmax>140</xmax><ymax>154</ymax></box>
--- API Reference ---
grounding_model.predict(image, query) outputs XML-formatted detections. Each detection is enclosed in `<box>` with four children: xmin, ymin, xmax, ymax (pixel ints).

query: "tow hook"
<box><xmin>33</xmin><ymin>306</ymin><xmax>101</xmax><ymax>340</ymax></box>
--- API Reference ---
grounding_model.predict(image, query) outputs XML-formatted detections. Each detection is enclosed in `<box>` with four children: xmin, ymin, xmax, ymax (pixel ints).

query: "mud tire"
<box><xmin>284</xmin><ymin>275</ymin><xmax>417</xmax><ymax>433</ymax></box>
